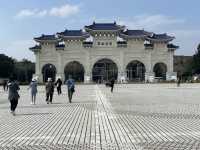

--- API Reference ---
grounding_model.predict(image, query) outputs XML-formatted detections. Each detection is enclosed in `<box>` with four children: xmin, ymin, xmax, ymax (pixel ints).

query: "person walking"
<box><xmin>177</xmin><ymin>77</ymin><xmax>181</xmax><ymax>87</ymax></box>
<box><xmin>55</xmin><ymin>78</ymin><xmax>62</xmax><ymax>95</ymax></box>
<box><xmin>65</xmin><ymin>75</ymin><xmax>75</xmax><ymax>103</ymax></box>
<box><xmin>110</xmin><ymin>78</ymin><xmax>115</xmax><ymax>93</ymax></box>
<box><xmin>45</xmin><ymin>78</ymin><xmax>54</xmax><ymax>104</ymax></box>
<box><xmin>28</xmin><ymin>78</ymin><xmax>38</xmax><ymax>105</ymax></box>
<box><xmin>8</xmin><ymin>77</ymin><xmax>20</xmax><ymax>116</ymax></box>
<box><xmin>3</xmin><ymin>80</ymin><xmax>7</xmax><ymax>91</ymax></box>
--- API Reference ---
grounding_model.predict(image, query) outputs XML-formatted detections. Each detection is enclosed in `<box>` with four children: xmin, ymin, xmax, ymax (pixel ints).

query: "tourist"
<box><xmin>28</xmin><ymin>78</ymin><xmax>38</xmax><ymax>105</ymax></box>
<box><xmin>110</xmin><ymin>78</ymin><xmax>115</xmax><ymax>93</ymax></box>
<box><xmin>177</xmin><ymin>77</ymin><xmax>181</xmax><ymax>87</ymax></box>
<box><xmin>65</xmin><ymin>75</ymin><xmax>75</xmax><ymax>103</ymax></box>
<box><xmin>55</xmin><ymin>77</ymin><xmax>62</xmax><ymax>95</ymax></box>
<box><xmin>8</xmin><ymin>76</ymin><xmax>20</xmax><ymax>116</ymax></box>
<box><xmin>45</xmin><ymin>78</ymin><xmax>54</xmax><ymax>104</ymax></box>
<box><xmin>3</xmin><ymin>80</ymin><xmax>7</xmax><ymax>91</ymax></box>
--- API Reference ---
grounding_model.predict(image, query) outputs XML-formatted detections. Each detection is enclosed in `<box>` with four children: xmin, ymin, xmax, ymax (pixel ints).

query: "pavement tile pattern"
<box><xmin>0</xmin><ymin>84</ymin><xmax>200</xmax><ymax>149</ymax></box>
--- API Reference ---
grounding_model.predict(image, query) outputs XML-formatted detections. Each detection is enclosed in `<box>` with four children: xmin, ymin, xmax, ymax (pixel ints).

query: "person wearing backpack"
<box><xmin>45</xmin><ymin>78</ymin><xmax>54</xmax><ymax>104</ymax></box>
<box><xmin>65</xmin><ymin>75</ymin><xmax>75</xmax><ymax>103</ymax></box>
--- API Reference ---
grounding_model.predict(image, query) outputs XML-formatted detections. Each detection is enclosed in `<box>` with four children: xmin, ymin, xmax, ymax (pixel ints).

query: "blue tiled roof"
<box><xmin>34</xmin><ymin>34</ymin><xmax>58</xmax><ymax>41</ymax></box>
<box><xmin>117</xmin><ymin>41</ymin><xmax>127</xmax><ymax>44</ymax></box>
<box><xmin>122</xmin><ymin>30</ymin><xmax>152</xmax><ymax>37</ymax></box>
<box><xmin>167</xmin><ymin>44</ymin><xmax>179</xmax><ymax>49</ymax></box>
<box><xmin>29</xmin><ymin>45</ymin><xmax>41</xmax><ymax>50</ymax></box>
<box><xmin>83</xmin><ymin>41</ymin><xmax>93</xmax><ymax>44</ymax></box>
<box><xmin>56</xmin><ymin>44</ymin><xmax>65</xmax><ymax>48</ymax></box>
<box><xmin>57</xmin><ymin>30</ymin><xmax>89</xmax><ymax>37</ymax></box>
<box><xmin>149</xmin><ymin>33</ymin><xmax>174</xmax><ymax>41</ymax></box>
<box><xmin>85</xmin><ymin>22</ymin><xmax>124</xmax><ymax>30</ymax></box>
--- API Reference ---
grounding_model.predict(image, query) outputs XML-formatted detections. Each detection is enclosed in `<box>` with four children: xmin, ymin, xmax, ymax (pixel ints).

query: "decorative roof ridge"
<box><xmin>57</xmin><ymin>29</ymin><xmax>89</xmax><ymax>38</ymax></box>
<box><xmin>34</xmin><ymin>34</ymin><xmax>59</xmax><ymax>42</ymax></box>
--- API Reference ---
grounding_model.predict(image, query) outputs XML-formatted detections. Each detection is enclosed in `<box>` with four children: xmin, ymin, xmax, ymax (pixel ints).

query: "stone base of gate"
<box><xmin>145</xmin><ymin>72</ymin><xmax>155</xmax><ymax>83</ymax></box>
<box><xmin>166</xmin><ymin>72</ymin><xmax>177</xmax><ymax>81</ymax></box>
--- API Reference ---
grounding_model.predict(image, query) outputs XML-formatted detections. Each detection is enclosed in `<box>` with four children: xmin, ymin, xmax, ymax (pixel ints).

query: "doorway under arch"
<box><xmin>92</xmin><ymin>58</ymin><xmax>118</xmax><ymax>83</ymax></box>
<box><xmin>153</xmin><ymin>63</ymin><xmax>167</xmax><ymax>80</ymax></box>
<box><xmin>64</xmin><ymin>61</ymin><xmax>85</xmax><ymax>82</ymax></box>
<box><xmin>126</xmin><ymin>60</ymin><xmax>146</xmax><ymax>82</ymax></box>
<box><xmin>42</xmin><ymin>64</ymin><xmax>56</xmax><ymax>82</ymax></box>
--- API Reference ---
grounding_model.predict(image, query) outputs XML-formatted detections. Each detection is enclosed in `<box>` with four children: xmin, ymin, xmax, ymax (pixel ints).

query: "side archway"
<box><xmin>153</xmin><ymin>62</ymin><xmax>167</xmax><ymax>80</ymax></box>
<box><xmin>42</xmin><ymin>64</ymin><xmax>57</xmax><ymax>82</ymax></box>
<box><xmin>64</xmin><ymin>61</ymin><xmax>85</xmax><ymax>82</ymax></box>
<box><xmin>92</xmin><ymin>58</ymin><xmax>118</xmax><ymax>83</ymax></box>
<box><xmin>126</xmin><ymin>60</ymin><xmax>146</xmax><ymax>82</ymax></box>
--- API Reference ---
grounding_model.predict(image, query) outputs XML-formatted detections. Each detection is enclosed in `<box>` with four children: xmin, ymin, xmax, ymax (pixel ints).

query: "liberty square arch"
<box><xmin>30</xmin><ymin>22</ymin><xmax>178</xmax><ymax>83</ymax></box>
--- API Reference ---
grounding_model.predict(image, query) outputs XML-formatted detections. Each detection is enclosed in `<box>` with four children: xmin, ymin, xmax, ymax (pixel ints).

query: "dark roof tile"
<box><xmin>57</xmin><ymin>30</ymin><xmax>89</xmax><ymax>37</ymax></box>
<box><xmin>167</xmin><ymin>44</ymin><xmax>179</xmax><ymax>49</ymax></box>
<box><xmin>85</xmin><ymin>22</ymin><xmax>124</xmax><ymax>30</ymax></box>
<box><xmin>122</xmin><ymin>30</ymin><xmax>152</xmax><ymax>37</ymax></box>
<box><xmin>34</xmin><ymin>34</ymin><xmax>58</xmax><ymax>41</ymax></box>
<box><xmin>148</xmin><ymin>33</ymin><xmax>174</xmax><ymax>41</ymax></box>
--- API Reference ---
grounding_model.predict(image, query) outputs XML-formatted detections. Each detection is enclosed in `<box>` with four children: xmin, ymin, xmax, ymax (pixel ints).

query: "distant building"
<box><xmin>30</xmin><ymin>22</ymin><xmax>179</xmax><ymax>83</ymax></box>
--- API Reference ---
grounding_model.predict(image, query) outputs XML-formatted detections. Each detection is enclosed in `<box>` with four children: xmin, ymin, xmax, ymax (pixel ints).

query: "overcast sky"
<box><xmin>0</xmin><ymin>0</ymin><xmax>199</xmax><ymax>62</ymax></box>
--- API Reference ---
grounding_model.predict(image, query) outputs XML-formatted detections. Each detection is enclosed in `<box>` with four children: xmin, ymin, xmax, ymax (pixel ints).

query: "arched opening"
<box><xmin>42</xmin><ymin>64</ymin><xmax>56</xmax><ymax>82</ymax></box>
<box><xmin>126</xmin><ymin>60</ymin><xmax>146</xmax><ymax>82</ymax></box>
<box><xmin>153</xmin><ymin>63</ymin><xmax>167</xmax><ymax>80</ymax></box>
<box><xmin>92</xmin><ymin>58</ymin><xmax>118</xmax><ymax>83</ymax></box>
<box><xmin>64</xmin><ymin>61</ymin><xmax>85</xmax><ymax>82</ymax></box>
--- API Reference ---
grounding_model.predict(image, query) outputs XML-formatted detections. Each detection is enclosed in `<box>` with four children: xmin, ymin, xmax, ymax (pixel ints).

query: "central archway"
<box><xmin>126</xmin><ymin>60</ymin><xmax>146</xmax><ymax>82</ymax></box>
<box><xmin>92</xmin><ymin>58</ymin><xmax>118</xmax><ymax>83</ymax></box>
<box><xmin>64</xmin><ymin>61</ymin><xmax>85</xmax><ymax>82</ymax></box>
<box><xmin>42</xmin><ymin>64</ymin><xmax>56</xmax><ymax>82</ymax></box>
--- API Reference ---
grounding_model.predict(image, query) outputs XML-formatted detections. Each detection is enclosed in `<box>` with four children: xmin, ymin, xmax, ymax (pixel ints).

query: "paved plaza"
<box><xmin>1</xmin><ymin>84</ymin><xmax>200</xmax><ymax>149</ymax></box>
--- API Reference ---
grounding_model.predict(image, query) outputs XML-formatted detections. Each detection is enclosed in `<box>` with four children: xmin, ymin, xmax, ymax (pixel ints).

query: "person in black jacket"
<box><xmin>3</xmin><ymin>80</ymin><xmax>7</xmax><ymax>91</ymax></box>
<box><xmin>8</xmin><ymin>77</ymin><xmax>20</xmax><ymax>116</ymax></box>
<box><xmin>55</xmin><ymin>78</ymin><xmax>62</xmax><ymax>95</ymax></box>
<box><xmin>45</xmin><ymin>78</ymin><xmax>54</xmax><ymax>104</ymax></box>
<box><xmin>110</xmin><ymin>78</ymin><xmax>115</xmax><ymax>93</ymax></box>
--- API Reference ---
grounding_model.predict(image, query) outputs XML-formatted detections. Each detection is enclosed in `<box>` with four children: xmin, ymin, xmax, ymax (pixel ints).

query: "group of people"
<box><xmin>6</xmin><ymin>75</ymin><xmax>75</xmax><ymax>116</ymax></box>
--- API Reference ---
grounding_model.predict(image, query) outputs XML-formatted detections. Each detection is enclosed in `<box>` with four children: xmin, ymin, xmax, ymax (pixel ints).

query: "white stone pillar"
<box><xmin>34</xmin><ymin>51</ymin><xmax>43</xmax><ymax>83</ymax></box>
<box><xmin>118</xmin><ymin>51</ymin><xmax>126</xmax><ymax>83</ymax></box>
<box><xmin>84</xmin><ymin>51</ymin><xmax>91</xmax><ymax>83</ymax></box>
<box><xmin>56</xmin><ymin>50</ymin><xmax>65</xmax><ymax>81</ymax></box>
<box><xmin>169</xmin><ymin>51</ymin><xmax>174</xmax><ymax>72</ymax></box>
<box><xmin>145</xmin><ymin>50</ymin><xmax>154</xmax><ymax>82</ymax></box>
<box><xmin>166</xmin><ymin>51</ymin><xmax>177</xmax><ymax>81</ymax></box>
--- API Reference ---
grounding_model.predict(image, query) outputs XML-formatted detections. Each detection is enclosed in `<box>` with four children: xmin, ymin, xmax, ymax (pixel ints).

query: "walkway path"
<box><xmin>0</xmin><ymin>84</ymin><xmax>200</xmax><ymax>149</ymax></box>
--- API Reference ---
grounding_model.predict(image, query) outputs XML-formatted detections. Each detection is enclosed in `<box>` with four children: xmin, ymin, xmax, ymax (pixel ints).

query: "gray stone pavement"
<box><xmin>1</xmin><ymin>84</ymin><xmax>200</xmax><ymax>149</ymax></box>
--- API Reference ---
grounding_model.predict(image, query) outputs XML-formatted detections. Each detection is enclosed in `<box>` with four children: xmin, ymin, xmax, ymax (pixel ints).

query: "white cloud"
<box><xmin>118</xmin><ymin>14</ymin><xmax>185</xmax><ymax>31</ymax></box>
<box><xmin>15</xmin><ymin>4</ymin><xmax>79</xmax><ymax>19</ymax></box>
<box><xmin>16</xmin><ymin>9</ymin><xmax>38</xmax><ymax>18</ymax></box>
<box><xmin>49</xmin><ymin>4</ymin><xmax>79</xmax><ymax>18</ymax></box>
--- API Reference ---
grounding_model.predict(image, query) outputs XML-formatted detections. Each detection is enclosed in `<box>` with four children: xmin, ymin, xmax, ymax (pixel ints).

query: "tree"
<box><xmin>14</xmin><ymin>59</ymin><xmax>35</xmax><ymax>83</ymax></box>
<box><xmin>192</xmin><ymin>43</ymin><xmax>200</xmax><ymax>74</ymax></box>
<box><xmin>0</xmin><ymin>54</ymin><xmax>15</xmax><ymax>78</ymax></box>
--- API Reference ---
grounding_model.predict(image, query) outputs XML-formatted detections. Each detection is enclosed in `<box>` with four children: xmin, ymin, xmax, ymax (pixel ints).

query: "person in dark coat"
<box><xmin>8</xmin><ymin>77</ymin><xmax>20</xmax><ymax>116</ymax></box>
<box><xmin>110</xmin><ymin>78</ymin><xmax>115</xmax><ymax>93</ymax></box>
<box><xmin>55</xmin><ymin>78</ymin><xmax>62</xmax><ymax>95</ymax></box>
<box><xmin>65</xmin><ymin>75</ymin><xmax>75</xmax><ymax>103</ymax></box>
<box><xmin>3</xmin><ymin>80</ymin><xmax>7</xmax><ymax>91</ymax></box>
<box><xmin>177</xmin><ymin>77</ymin><xmax>181</xmax><ymax>87</ymax></box>
<box><xmin>45</xmin><ymin>78</ymin><xmax>54</xmax><ymax>104</ymax></box>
